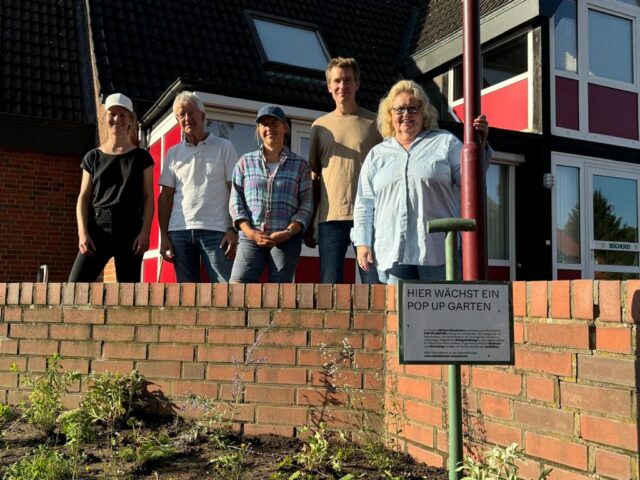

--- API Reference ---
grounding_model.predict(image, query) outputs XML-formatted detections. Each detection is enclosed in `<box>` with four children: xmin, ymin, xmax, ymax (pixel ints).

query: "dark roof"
<box><xmin>0</xmin><ymin>0</ymin><xmax>93</xmax><ymax>123</ymax></box>
<box><xmin>87</xmin><ymin>0</ymin><xmax>417</xmax><ymax>115</ymax></box>
<box><xmin>412</xmin><ymin>0</ymin><xmax>515</xmax><ymax>53</ymax></box>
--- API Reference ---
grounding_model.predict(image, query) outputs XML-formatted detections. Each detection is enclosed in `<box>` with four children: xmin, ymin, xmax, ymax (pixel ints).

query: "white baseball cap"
<box><xmin>104</xmin><ymin>93</ymin><xmax>134</xmax><ymax>114</ymax></box>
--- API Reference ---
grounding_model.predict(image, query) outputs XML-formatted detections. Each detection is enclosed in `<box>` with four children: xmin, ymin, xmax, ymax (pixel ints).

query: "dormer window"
<box><xmin>247</xmin><ymin>11</ymin><xmax>330</xmax><ymax>72</ymax></box>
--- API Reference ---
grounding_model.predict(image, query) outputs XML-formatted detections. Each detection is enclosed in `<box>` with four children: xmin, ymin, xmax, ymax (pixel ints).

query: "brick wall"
<box><xmin>0</xmin><ymin>147</ymin><xmax>82</xmax><ymax>282</ymax></box>
<box><xmin>0</xmin><ymin>281</ymin><xmax>638</xmax><ymax>479</ymax></box>
<box><xmin>387</xmin><ymin>280</ymin><xmax>639</xmax><ymax>480</ymax></box>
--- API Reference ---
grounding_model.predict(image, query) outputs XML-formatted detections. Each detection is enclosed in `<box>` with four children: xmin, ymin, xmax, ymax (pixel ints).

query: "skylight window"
<box><xmin>248</xmin><ymin>12</ymin><xmax>330</xmax><ymax>72</ymax></box>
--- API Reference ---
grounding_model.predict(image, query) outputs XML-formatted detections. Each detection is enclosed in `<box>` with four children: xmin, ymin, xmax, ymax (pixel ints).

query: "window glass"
<box><xmin>487</xmin><ymin>164</ymin><xmax>509</xmax><ymax>260</ymax></box>
<box><xmin>253</xmin><ymin>18</ymin><xmax>329</xmax><ymax>71</ymax></box>
<box><xmin>556</xmin><ymin>166</ymin><xmax>581</xmax><ymax>264</ymax></box>
<box><xmin>207</xmin><ymin>120</ymin><xmax>257</xmax><ymax>157</ymax></box>
<box><xmin>298</xmin><ymin>136</ymin><xmax>310</xmax><ymax>159</ymax></box>
<box><xmin>616</xmin><ymin>0</ymin><xmax>640</xmax><ymax>7</ymax></box>
<box><xmin>554</xmin><ymin>0</ymin><xmax>578</xmax><ymax>72</ymax></box>
<box><xmin>588</xmin><ymin>10</ymin><xmax>634</xmax><ymax>83</ymax></box>
<box><xmin>482</xmin><ymin>35</ymin><xmax>528</xmax><ymax>88</ymax></box>
<box><xmin>592</xmin><ymin>175</ymin><xmax>638</xmax><ymax>242</ymax></box>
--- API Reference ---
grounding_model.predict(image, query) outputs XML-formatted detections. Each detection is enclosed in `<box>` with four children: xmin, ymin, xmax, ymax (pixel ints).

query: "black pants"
<box><xmin>69</xmin><ymin>209</ymin><xmax>143</xmax><ymax>282</ymax></box>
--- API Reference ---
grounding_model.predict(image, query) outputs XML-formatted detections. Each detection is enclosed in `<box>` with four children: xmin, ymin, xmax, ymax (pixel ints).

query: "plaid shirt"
<box><xmin>229</xmin><ymin>147</ymin><xmax>312</xmax><ymax>233</ymax></box>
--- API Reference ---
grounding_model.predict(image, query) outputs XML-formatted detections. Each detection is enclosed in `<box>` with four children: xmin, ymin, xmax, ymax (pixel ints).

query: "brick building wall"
<box><xmin>0</xmin><ymin>147</ymin><xmax>82</xmax><ymax>282</ymax></box>
<box><xmin>0</xmin><ymin>281</ymin><xmax>638</xmax><ymax>479</ymax></box>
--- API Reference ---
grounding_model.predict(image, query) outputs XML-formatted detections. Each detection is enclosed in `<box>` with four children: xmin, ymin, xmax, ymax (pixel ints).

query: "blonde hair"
<box><xmin>325</xmin><ymin>57</ymin><xmax>360</xmax><ymax>84</ymax></box>
<box><xmin>173</xmin><ymin>91</ymin><xmax>205</xmax><ymax>113</ymax></box>
<box><xmin>377</xmin><ymin>80</ymin><xmax>439</xmax><ymax>138</ymax></box>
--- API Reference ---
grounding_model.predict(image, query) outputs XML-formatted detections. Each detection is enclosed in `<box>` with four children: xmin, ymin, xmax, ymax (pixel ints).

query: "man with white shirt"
<box><xmin>158</xmin><ymin>91</ymin><xmax>238</xmax><ymax>282</ymax></box>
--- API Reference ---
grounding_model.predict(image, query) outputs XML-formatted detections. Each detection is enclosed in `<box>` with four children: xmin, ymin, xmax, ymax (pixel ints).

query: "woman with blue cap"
<box><xmin>229</xmin><ymin>105</ymin><xmax>312</xmax><ymax>282</ymax></box>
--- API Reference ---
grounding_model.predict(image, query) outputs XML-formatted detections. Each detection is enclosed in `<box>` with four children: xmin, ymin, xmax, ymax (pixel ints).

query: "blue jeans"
<box><xmin>168</xmin><ymin>230</ymin><xmax>232</xmax><ymax>283</ymax></box>
<box><xmin>230</xmin><ymin>232</ymin><xmax>302</xmax><ymax>283</ymax></box>
<box><xmin>318</xmin><ymin>221</ymin><xmax>379</xmax><ymax>284</ymax></box>
<box><xmin>377</xmin><ymin>263</ymin><xmax>447</xmax><ymax>285</ymax></box>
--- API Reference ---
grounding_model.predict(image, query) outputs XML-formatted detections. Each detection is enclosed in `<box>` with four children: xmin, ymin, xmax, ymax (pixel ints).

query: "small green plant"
<box><xmin>11</xmin><ymin>353</ymin><xmax>81</xmax><ymax>433</ymax></box>
<box><xmin>57</xmin><ymin>408</ymin><xmax>94</xmax><ymax>478</ymax></box>
<box><xmin>81</xmin><ymin>370</ymin><xmax>144</xmax><ymax>429</ymax></box>
<box><xmin>457</xmin><ymin>443</ymin><xmax>552</xmax><ymax>480</ymax></box>
<box><xmin>2</xmin><ymin>445</ymin><xmax>73</xmax><ymax>480</ymax></box>
<box><xmin>117</xmin><ymin>418</ymin><xmax>174</xmax><ymax>467</ymax></box>
<box><xmin>0</xmin><ymin>402</ymin><xmax>13</xmax><ymax>424</ymax></box>
<box><xmin>208</xmin><ymin>443</ymin><xmax>249</xmax><ymax>480</ymax></box>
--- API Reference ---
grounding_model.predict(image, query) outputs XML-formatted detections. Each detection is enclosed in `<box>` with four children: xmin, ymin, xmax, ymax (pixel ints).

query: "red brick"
<box><xmin>471</xmin><ymin>368</ymin><xmax>522</xmax><ymax>395</ymax></box>
<box><xmin>60</xmin><ymin>341</ymin><xmax>101</xmax><ymax>357</ymax></box>
<box><xmin>197</xmin><ymin>345</ymin><xmax>245</xmax><ymax>363</ymax></box>
<box><xmin>371</xmin><ymin>284</ymin><xmax>385</xmax><ymax>311</ymax></box>
<box><xmin>514</xmin><ymin>322</ymin><xmax>524</xmax><ymax>344</ymax></box>
<box><xmin>0</xmin><ymin>355</ymin><xmax>26</xmax><ymax>370</ymax></box>
<box><xmin>151</xmin><ymin>309</ymin><xmax>196</xmax><ymax>325</ymax></box>
<box><xmin>134</xmin><ymin>283</ymin><xmax>149</xmax><ymax>306</ymax></box>
<box><xmin>364</xmin><ymin>333</ymin><xmax>383</xmax><ymax>350</ymax></box>
<box><xmin>298</xmin><ymin>349</ymin><xmax>341</xmax><ymax>367</ymax></box>
<box><xmin>149</xmin><ymin>283</ymin><xmax>164</xmax><ymax>306</ymax></box>
<box><xmin>262</xmin><ymin>283</ymin><xmax>280</xmax><ymax>308</ymax></box>
<box><xmin>148</xmin><ymin>344</ymin><xmax>194</xmax><ymax>361</ymax></box>
<box><xmin>171</xmin><ymin>381</ymin><xmax>218</xmax><ymax>398</ymax></box>
<box><xmin>480</xmin><ymin>394</ymin><xmax>511</xmax><ymax>419</ymax></box>
<box><xmin>245</xmin><ymin>283</ymin><xmax>262</xmax><ymax>308</ymax></box>
<box><xmin>136</xmin><ymin>326</ymin><xmax>159</xmax><ymax>342</ymax></box>
<box><xmin>406</xmin><ymin>444</ymin><xmax>443</xmax><ymax>468</ymax></box>
<box><xmin>91</xmin><ymin>360</ymin><xmax>135</xmax><ymax>374</ymax></box>
<box><xmin>272</xmin><ymin>311</ymin><xmax>322</xmax><ymax>328</ymax></box>
<box><xmin>180</xmin><ymin>283</ymin><xmax>196</xmax><ymax>306</ymax></box>
<box><xmin>354</xmin><ymin>351</ymin><xmax>383</xmax><ymax>369</ymax></box>
<box><xmin>525</xmin><ymin>432</ymin><xmax>587</xmax><ymax>469</ymax></box>
<box><xmin>595</xmin><ymin>325</ymin><xmax>632</xmax><ymax>353</ymax></box>
<box><xmin>310</xmin><ymin>331</ymin><xmax>363</xmax><ymax>348</ymax></box>
<box><xmin>581</xmin><ymin>414</ymin><xmax>638</xmax><ymax>450</ymax></box>
<box><xmin>206</xmin><ymin>365</ymin><xmax>254</xmax><ymax>382</ymax></box>
<box><xmin>297</xmin><ymin>284</ymin><xmax>313</xmax><ymax>308</ymax></box>
<box><xmin>405</xmin><ymin>399</ymin><xmax>442</xmax><ymax>427</ymax></box>
<box><xmin>197</xmin><ymin>283</ymin><xmax>212</xmax><ymax>307</ymax></box>
<box><xmin>18</xmin><ymin>282</ymin><xmax>31</xmax><ymax>304</ymax></box>
<box><xmin>571</xmin><ymin>279</ymin><xmax>594</xmax><ymax>320</ymax></box>
<box><xmin>563</xmin><ymin>382</ymin><xmax>631</xmax><ymax>416</ymax></box>
<box><xmin>229</xmin><ymin>283</ymin><xmax>244</xmax><ymax>307</ymax></box>
<box><xmin>73</xmin><ymin>283</ymin><xmax>88</xmax><ymax>305</ymax></box>
<box><xmin>528</xmin><ymin>281</ymin><xmax>548</xmax><ymax>318</ymax></box>
<box><xmin>352</xmin><ymin>284</ymin><xmax>369</xmax><ymax>310</ymax></box>
<box><xmin>0</xmin><ymin>373</ymin><xmax>18</xmax><ymax>388</ymax></box>
<box><xmin>260</xmin><ymin>330</ymin><xmax>307</xmax><ymax>347</ymax></box>
<box><xmin>19</xmin><ymin>340</ymin><xmax>58</xmax><ymax>355</ymax></box>
<box><xmin>59</xmin><ymin>358</ymin><xmax>90</xmax><ymax>374</ymax></box>
<box><xmin>50</xmin><ymin>324</ymin><xmax>91</xmax><ymax>340</ymax></box>
<box><xmin>397</xmin><ymin>376</ymin><xmax>432</xmax><ymax>401</ymax></box>
<box><xmin>63</xmin><ymin>308</ymin><xmax>105</xmax><ymax>324</ymax></box>
<box><xmin>0</xmin><ymin>283</ymin><xmax>5</xmax><ymax>305</ymax></box>
<box><xmin>119</xmin><ymin>283</ymin><xmax>134</xmax><ymax>306</ymax></box>
<box><xmin>404</xmin><ymin>364</ymin><xmax>442</xmax><ymax>380</ymax></box>
<box><xmin>93</xmin><ymin>325</ymin><xmax>135</xmax><ymax>341</ymax></box>
<box><xmin>526</xmin><ymin>375</ymin><xmax>555</xmax><ymax>402</ymax></box>
<box><xmin>541</xmin><ymin>467</ymin><xmax>591</xmax><ymax>480</ymax></box>
<box><xmin>0</xmin><ymin>339</ymin><xmax>18</xmax><ymax>354</ymax></box>
<box><xmin>33</xmin><ymin>283</ymin><xmax>47</xmax><ymax>305</ymax></box>
<box><xmin>514</xmin><ymin>401</ymin><xmax>573</xmax><ymax>434</ymax></box>
<box><xmin>386</xmin><ymin>313</ymin><xmax>398</xmax><ymax>333</ymax></box>
<box><xmin>10</xmin><ymin>323</ymin><xmax>47</xmax><ymax>339</ymax></box>
<box><xmin>103</xmin><ymin>342</ymin><xmax>147</xmax><ymax>359</ymax></box>
<box><xmin>251</xmin><ymin>347</ymin><xmax>296</xmax><ymax>365</ymax></box>
<box><xmin>402</xmin><ymin>423</ymin><xmax>435</xmax><ymax>448</ymax></box>
<box><xmin>23</xmin><ymin>307</ymin><xmax>62</xmax><ymax>323</ymax></box>
<box><xmin>550</xmin><ymin>280</ymin><xmax>570</xmax><ymax>319</ymax></box>
<box><xmin>244</xmin><ymin>424</ymin><xmax>293</xmax><ymax>437</ymax></box>
<box><xmin>578</xmin><ymin>355</ymin><xmax>635</xmax><ymax>387</ymax></box>
<box><xmin>353</xmin><ymin>313</ymin><xmax>384</xmax><ymax>330</ymax></box>
<box><xmin>280</xmin><ymin>284</ymin><xmax>296</xmax><ymax>308</ymax></box>
<box><xmin>198</xmin><ymin>310</ymin><xmax>245</xmax><ymax>326</ymax></box>
<box><xmin>182</xmin><ymin>363</ymin><xmax>205</xmax><ymax>380</ymax></box>
<box><xmin>6</xmin><ymin>283</ymin><xmax>20</xmax><ymax>304</ymax></box>
<box><xmin>325</xmin><ymin>311</ymin><xmax>350</xmax><ymax>329</ymax></box>
<box><xmin>598</xmin><ymin>281</ymin><xmax>621</xmax><ymax>322</ymax></box>
<box><xmin>106</xmin><ymin>309</ymin><xmax>149</xmax><ymax>325</ymax></box>
<box><xmin>595</xmin><ymin>448</ymin><xmax>631</xmax><ymax>480</ymax></box>
<box><xmin>208</xmin><ymin>328</ymin><xmax>255</xmax><ymax>345</ymax></box>
<box><xmin>246</xmin><ymin>385</ymin><xmax>295</xmax><ymax>404</ymax></box>
<box><xmin>137</xmin><ymin>361</ymin><xmax>181</xmax><ymax>379</ymax></box>
<box><xmin>512</xmin><ymin>282</ymin><xmax>526</xmax><ymax>317</ymax></box>
<box><xmin>213</xmin><ymin>283</ymin><xmax>229</xmax><ymax>307</ymax></box>
<box><xmin>90</xmin><ymin>283</ymin><xmax>103</xmax><ymax>305</ymax></box>
<box><xmin>315</xmin><ymin>284</ymin><xmax>333</xmax><ymax>309</ymax></box>
<box><xmin>159</xmin><ymin>326</ymin><xmax>206</xmax><ymax>343</ymax></box>
<box><xmin>515</xmin><ymin>348</ymin><xmax>572</xmax><ymax>376</ymax></box>
<box><xmin>257</xmin><ymin>367</ymin><xmax>307</xmax><ymax>385</ymax></box>
<box><xmin>3</xmin><ymin>307</ymin><xmax>21</xmax><ymax>321</ymax></box>
<box><xmin>256</xmin><ymin>406</ymin><xmax>307</xmax><ymax>426</ymax></box>
<box><xmin>335</xmin><ymin>284</ymin><xmax>351</xmax><ymax>310</ymax></box>
<box><xmin>165</xmin><ymin>284</ymin><xmax>180</xmax><ymax>306</ymax></box>
<box><xmin>27</xmin><ymin>356</ymin><xmax>47</xmax><ymax>372</ymax></box>
<box><xmin>248</xmin><ymin>310</ymin><xmax>270</xmax><ymax>326</ymax></box>
<box><xmin>479</xmin><ymin>420</ymin><xmax>522</xmax><ymax>446</ymax></box>
<box><xmin>624</xmin><ymin>279</ymin><xmax>640</xmax><ymax>323</ymax></box>
<box><xmin>47</xmin><ymin>283</ymin><xmax>61</xmax><ymax>305</ymax></box>
<box><xmin>104</xmin><ymin>283</ymin><xmax>118</xmax><ymax>305</ymax></box>
<box><xmin>526</xmin><ymin>323</ymin><xmax>590</xmax><ymax>349</ymax></box>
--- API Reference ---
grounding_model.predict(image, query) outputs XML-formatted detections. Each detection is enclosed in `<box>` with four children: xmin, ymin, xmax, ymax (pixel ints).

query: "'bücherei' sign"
<box><xmin>398</xmin><ymin>281</ymin><xmax>514</xmax><ymax>365</ymax></box>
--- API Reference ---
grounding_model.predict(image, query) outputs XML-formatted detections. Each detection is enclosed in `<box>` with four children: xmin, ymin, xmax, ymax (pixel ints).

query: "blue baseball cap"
<box><xmin>256</xmin><ymin>105</ymin><xmax>287</xmax><ymax>123</ymax></box>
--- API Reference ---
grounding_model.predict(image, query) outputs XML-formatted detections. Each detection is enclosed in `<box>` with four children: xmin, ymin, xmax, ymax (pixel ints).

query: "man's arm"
<box><xmin>304</xmin><ymin>126</ymin><xmax>322</xmax><ymax>247</ymax></box>
<box><xmin>158</xmin><ymin>186</ymin><xmax>176</xmax><ymax>262</ymax></box>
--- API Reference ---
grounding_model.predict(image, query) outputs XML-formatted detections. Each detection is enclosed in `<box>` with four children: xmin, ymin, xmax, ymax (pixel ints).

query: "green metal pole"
<box><xmin>427</xmin><ymin>218</ymin><xmax>476</xmax><ymax>480</ymax></box>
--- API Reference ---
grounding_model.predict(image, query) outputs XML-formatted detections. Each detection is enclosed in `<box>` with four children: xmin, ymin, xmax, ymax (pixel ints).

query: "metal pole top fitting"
<box><xmin>426</xmin><ymin>218</ymin><xmax>477</xmax><ymax>234</ymax></box>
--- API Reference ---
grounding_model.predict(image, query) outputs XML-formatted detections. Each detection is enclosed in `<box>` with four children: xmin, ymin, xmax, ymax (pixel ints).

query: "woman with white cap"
<box><xmin>229</xmin><ymin>105</ymin><xmax>312</xmax><ymax>283</ymax></box>
<box><xmin>68</xmin><ymin>93</ymin><xmax>154</xmax><ymax>282</ymax></box>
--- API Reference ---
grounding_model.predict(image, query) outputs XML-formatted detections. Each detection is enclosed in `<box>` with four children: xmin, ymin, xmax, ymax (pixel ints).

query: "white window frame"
<box><xmin>550</xmin><ymin>0</ymin><xmax>640</xmax><ymax>148</ymax></box>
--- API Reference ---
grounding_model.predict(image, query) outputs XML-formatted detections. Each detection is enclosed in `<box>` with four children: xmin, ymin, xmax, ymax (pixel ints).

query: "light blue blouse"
<box><xmin>353</xmin><ymin>129</ymin><xmax>487</xmax><ymax>271</ymax></box>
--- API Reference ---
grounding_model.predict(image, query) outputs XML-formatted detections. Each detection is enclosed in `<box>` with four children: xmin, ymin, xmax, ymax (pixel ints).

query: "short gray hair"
<box><xmin>173</xmin><ymin>91</ymin><xmax>205</xmax><ymax>113</ymax></box>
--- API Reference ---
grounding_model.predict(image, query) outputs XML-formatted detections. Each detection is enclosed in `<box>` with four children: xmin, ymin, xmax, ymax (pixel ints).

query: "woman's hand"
<box><xmin>79</xmin><ymin>233</ymin><xmax>96</xmax><ymax>256</ymax></box>
<box><xmin>132</xmin><ymin>230</ymin><xmax>150</xmax><ymax>256</ymax></box>
<box><xmin>356</xmin><ymin>245</ymin><xmax>375</xmax><ymax>272</ymax></box>
<box><xmin>473</xmin><ymin>114</ymin><xmax>489</xmax><ymax>147</ymax></box>
<box><xmin>250</xmin><ymin>229</ymin><xmax>276</xmax><ymax>248</ymax></box>
<box><xmin>269</xmin><ymin>230</ymin><xmax>291</xmax><ymax>246</ymax></box>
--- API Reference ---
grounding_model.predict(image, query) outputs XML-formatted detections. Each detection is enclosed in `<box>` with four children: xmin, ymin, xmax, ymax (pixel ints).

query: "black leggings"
<box><xmin>69</xmin><ymin>210</ymin><xmax>143</xmax><ymax>282</ymax></box>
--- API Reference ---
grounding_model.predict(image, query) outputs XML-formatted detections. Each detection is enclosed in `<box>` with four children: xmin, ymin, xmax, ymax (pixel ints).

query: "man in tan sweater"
<box><xmin>305</xmin><ymin>57</ymin><xmax>382</xmax><ymax>284</ymax></box>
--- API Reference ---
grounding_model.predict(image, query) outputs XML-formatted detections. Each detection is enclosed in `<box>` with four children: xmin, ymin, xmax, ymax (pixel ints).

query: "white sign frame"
<box><xmin>398</xmin><ymin>281</ymin><xmax>514</xmax><ymax>365</ymax></box>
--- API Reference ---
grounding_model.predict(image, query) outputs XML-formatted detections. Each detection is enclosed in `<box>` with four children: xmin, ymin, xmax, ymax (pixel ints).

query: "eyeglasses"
<box><xmin>391</xmin><ymin>106</ymin><xmax>420</xmax><ymax>115</ymax></box>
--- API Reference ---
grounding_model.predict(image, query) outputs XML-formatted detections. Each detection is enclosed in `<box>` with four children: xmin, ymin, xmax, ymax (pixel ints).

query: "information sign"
<box><xmin>399</xmin><ymin>281</ymin><xmax>513</xmax><ymax>364</ymax></box>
